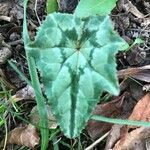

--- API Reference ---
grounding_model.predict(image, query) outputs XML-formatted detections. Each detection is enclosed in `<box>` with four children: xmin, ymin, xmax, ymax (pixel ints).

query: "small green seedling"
<box><xmin>24</xmin><ymin>0</ymin><xmax>129</xmax><ymax>140</ymax></box>
<box><xmin>125</xmin><ymin>37</ymin><xmax>144</xmax><ymax>52</ymax></box>
<box><xmin>133</xmin><ymin>38</ymin><xmax>144</xmax><ymax>45</ymax></box>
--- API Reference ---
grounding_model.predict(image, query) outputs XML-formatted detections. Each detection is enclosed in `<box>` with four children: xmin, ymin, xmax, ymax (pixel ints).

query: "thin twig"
<box><xmin>85</xmin><ymin>132</ymin><xmax>109</xmax><ymax>150</ymax></box>
<box><xmin>7</xmin><ymin>39</ymin><xmax>23</xmax><ymax>46</ymax></box>
<box><xmin>34</xmin><ymin>0</ymin><xmax>41</xmax><ymax>25</ymax></box>
<box><xmin>0</xmin><ymin>16</ymin><xmax>11</xmax><ymax>22</ymax></box>
<box><xmin>129</xmin><ymin>28</ymin><xmax>150</xmax><ymax>33</ymax></box>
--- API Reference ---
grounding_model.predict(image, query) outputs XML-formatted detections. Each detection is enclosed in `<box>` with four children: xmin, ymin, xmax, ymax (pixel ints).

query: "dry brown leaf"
<box><xmin>113</xmin><ymin>127</ymin><xmax>150</xmax><ymax>150</ymax></box>
<box><xmin>128</xmin><ymin>93</ymin><xmax>150</xmax><ymax>122</ymax></box>
<box><xmin>118</xmin><ymin>65</ymin><xmax>150</xmax><ymax>83</ymax></box>
<box><xmin>132</xmin><ymin>70</ymin><xmax>150</xmax><ymax>83</ymax></box>
<box><xmin>110</xmin><ymin>93</ymin><xmax>150</xmax><ymax>150</ymax></box>
<box><xmin>7</xmin><ymin>124</ymin><xmax>39</xmax><ymax>149</ymax></box>
<box><xmin>87</xmin><ymin>93</ymin><xmax>128</xmax><ymax>139</ymax></box>
<box><xmin>105</xmin><ymin>124</ymin><xmax>124</xmax><ymax>150</ymax></box>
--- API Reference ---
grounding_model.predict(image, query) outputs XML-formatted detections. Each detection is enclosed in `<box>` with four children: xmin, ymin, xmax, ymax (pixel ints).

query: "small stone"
<box><xmin>9</xmin><ymin>32</ymin><xmax>20</xmax><ymax>41</ymax></box>
<box><xmin>0</xmin><ymin>47</ymin><xmax>12</xmax><ymax>65</ymax></box>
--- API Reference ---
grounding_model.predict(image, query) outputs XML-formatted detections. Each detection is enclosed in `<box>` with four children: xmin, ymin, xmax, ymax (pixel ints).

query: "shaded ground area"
<box><xmin>0</xmin><ymin>0</ymin><xmax>150</xmax><ymax>149</ymax></box>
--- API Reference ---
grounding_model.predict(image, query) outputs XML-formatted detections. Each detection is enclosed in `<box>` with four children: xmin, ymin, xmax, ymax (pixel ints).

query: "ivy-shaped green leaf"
<box><xmin>25</xmin><ymin>13</ymin><xmax>128</xmax><ymax>138</ymax></box>
<box><xmin>75</xmin><ymin>0</ymin><xmax>117</xmax><ymax>18</ymax></box>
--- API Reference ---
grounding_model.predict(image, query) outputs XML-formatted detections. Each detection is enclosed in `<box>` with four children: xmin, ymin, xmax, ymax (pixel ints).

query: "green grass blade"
<box><xmin>53</xmin><ymin>138</ymin><xmax>59</xmax><ymax>150</ymax></box>
<box><xmin>49</xmin><ymin>129</ymin><xmax>60</xmax><ymax>141</ymax></box>
<box><xmin>59</xmin><ymin>141</ymin><xmax>73</xmax><ymax>149</ymax></box>
<box><xmin>8</xmin><ymin>60</ymin><xmax>31</xmax><ymax>85</ymax></box>
<box><xmin>23</xmin><ymin>0</ymin><xmax>30</xmax><ymax>45</ymax></box>
<box><xmin>27</xmin><ymin>57</ymin><xmax>49</xmax><ymax>150</ymax></box>
<box><xmin>23</xmin><ymin>0</ymin><xmax>49</xmax><ymax>149</ymax></box>
<box><xmin>0</xmin><ymin>118</ymin><xmax>5</xmax><ymax>126</ymax></box>
<box><xmin>8</xmin><ymin>60</ymin><xmax>49</xmax><ymax>149</ymax></box>
<box><xmin>91</xmin><ymin>115</ymin><xmax>150</xmax><ymax>127</ymax></box>
<box><xmin>77</xmin><ymin>136</ymin><xmax>83</xmax><ymax>150</ymax></box>
<box><xmin>8</xmin><ymin>60</ymin><xmax>47</xmax><ymax>102</ymax></box>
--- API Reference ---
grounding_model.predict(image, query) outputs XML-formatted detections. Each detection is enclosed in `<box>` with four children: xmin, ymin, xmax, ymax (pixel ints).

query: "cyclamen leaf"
<box><xmin>75</xmin><ymin>0</ymin><xmax>117</xmax><ymax>18</ymax></box>
<box><xmin>25</xmin><ymin>13</ymin><xmax>128</xmax><ymax>138</ymax></box>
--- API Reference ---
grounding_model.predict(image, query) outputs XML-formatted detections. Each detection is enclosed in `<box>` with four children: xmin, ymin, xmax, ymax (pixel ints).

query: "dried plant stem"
<box><xmin>34</xmin><ymin>0</ymin><xmax>41</xmax><ymax>25</ymax></box>
<box><xmin>85</xmin><ymin>132</ymin><xmax>109</xmax><ymax>150</ymax></box>
<box><xmin>3</xmin><ymin>120</ymin><xmax>8</xmax><ymax>150</ymax></box>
